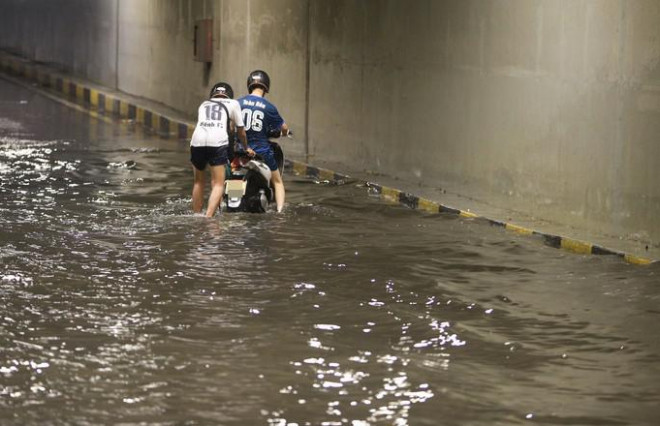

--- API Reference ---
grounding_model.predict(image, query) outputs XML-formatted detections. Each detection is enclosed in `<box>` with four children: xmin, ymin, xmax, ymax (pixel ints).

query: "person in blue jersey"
<box><xmin>190</xmin><ymin>82</ymin><xmax>255</xmax><ymax>217</ymax></box>
<box><xmin>238</xmin><ymin>70</ymin><xmax>289</xmax><ymax>212</ymax></box>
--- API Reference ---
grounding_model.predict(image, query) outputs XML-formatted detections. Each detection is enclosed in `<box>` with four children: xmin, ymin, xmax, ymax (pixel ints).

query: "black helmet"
<box><xmin>247</xmin><ymin>70</ymin><xmax>270</xmax><ymax>93</ymax></box>
<box><xmin>210</xmin><ymin>82</ymin><xmax>234</xmax><ymax>99</ymax></box>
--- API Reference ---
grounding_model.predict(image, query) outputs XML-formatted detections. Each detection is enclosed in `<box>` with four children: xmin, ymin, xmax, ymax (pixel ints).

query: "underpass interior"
<box><xmin>2</xmin><ymin>0</ymin><xmax>658</xmax><ymax>261</ymax></box>
<box><xmin>2</xmin><ymin>2</ymin><xmax>660</xmax><ymax>425</ymax></box>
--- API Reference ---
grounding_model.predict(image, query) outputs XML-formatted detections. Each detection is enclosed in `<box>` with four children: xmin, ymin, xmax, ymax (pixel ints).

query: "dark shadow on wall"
<box><xmin>203</xmin><ymin>62</ymin><xmax>211</xmax><ymax>87</ymax></box>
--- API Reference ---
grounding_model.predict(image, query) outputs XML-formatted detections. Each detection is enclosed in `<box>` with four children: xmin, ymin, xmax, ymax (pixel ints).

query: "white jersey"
<box><xmin>190</xmin><ymin>98</ymin><xmax>244</xmax><ymax>147</ymax></box>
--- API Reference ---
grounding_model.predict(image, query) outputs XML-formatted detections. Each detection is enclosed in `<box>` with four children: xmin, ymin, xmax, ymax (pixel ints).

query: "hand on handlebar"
<box><xmin>267</xmin><ymin>127</ymin><xmax>293</xmax><ymax>139</ymax></box>
<box><xmin>267</xmin><ymin>128</ymin><xmax>282</xmax><ymax>138</ymax></box>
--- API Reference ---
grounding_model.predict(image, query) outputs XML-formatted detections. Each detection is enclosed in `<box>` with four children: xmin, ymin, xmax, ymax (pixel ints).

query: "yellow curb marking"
<box><xmin>104</xmin><ymin>95</ymin><xmax>114</xmax><ymax>113</ymax></box>
<box><xmin>418</xmin><ymin>198</ymin><xmax>439</xmax><ymax>213</ymax></box>
<box><xmin>505</xmin><ymin>223</ymin><xmax>534</xmax><ymax>235</ymax></box>
<box><xmin>136</xmin><ymin>107</ymin><xmax>145</xmax><ymax>123</ymax></box>
<box><xmin>293</xmin><ymin>162</ymin><xmax>307</xmax><ymax>176</ymax></box>
<box><xmin>561</xmin><ymin>237</ymin><xmax>593</xmax><ymax>255</ymax></box>
<box><xmin>624</xmin><ymin>254</ymin><xmax>653</xmax><ymax>266</ymax></box>
<box><xmin>168</xmin><ymin>120</ymin><xmax>178</xmax><ymax>137</ymax></box>
<box><xmin>119</xmin><ymin>101</ymin><xmax>129</xmax><ymax>117</ymax></box>
<box><xmin>318</xmin><ymin>168</ymin><xmax>335</xmax><ymax>182</ymax></box>
<box><xmin>90</xmin><ymin>89</ymin><xmax>99</xmax><ymax>107</ymax></box>
<box><xmin>381</xmin><ymin>186</ymin><xmax>400</xmax><ymax>203</ymax></box>
<box><xmin>61</xmin><ymin>79</ymin><xmax>70</xmax><ymax>95</ymax></box>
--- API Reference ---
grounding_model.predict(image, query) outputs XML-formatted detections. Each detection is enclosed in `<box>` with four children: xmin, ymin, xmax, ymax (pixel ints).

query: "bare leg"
<box><xmin>192</xmin><ymin>166</ymin><xmax>205</xmax><ymax>213</ymax></box>
<box><xmin>205</xmin><ymin>164</ymin><xmax>226</xmax><ymax>218</ymax></box>
<box><xmin>271</xmin><ymin>169</ymin><xmax>285</xmax><ymax>212</ymax></box>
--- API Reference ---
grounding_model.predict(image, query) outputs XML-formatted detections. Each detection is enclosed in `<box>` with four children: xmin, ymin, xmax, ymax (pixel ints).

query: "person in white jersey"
<box><xmin>190</xmin><ymin>82</ymin><xmax>255</xmax><ymax>217</ymax></box>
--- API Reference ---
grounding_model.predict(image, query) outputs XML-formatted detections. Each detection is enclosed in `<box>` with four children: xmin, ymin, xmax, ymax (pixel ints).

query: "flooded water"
<box><xmin>1</xmin><ymin>78</ymin><xmax>659</xmax><ymax>426</ymax></box>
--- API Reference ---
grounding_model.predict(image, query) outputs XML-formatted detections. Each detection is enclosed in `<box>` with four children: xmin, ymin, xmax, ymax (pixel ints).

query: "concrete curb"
<box><xmin>288</xmin><ymin>161</ymin><xmax>656</xmax><ymax>266</ymax></box>
<box><xmin>363</xmin><ymin>182</ymin><xmax>655</xmax><ymax>266</ymax></box>
<box><xmin>1</xmin><ymin>52</ymin><xmax>655</xmax><ymax>266</ymax></box>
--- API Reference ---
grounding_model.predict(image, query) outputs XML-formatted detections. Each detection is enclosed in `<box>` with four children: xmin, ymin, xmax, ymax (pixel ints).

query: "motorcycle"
<box><xmin>223</xmin><ymin>136</ymin><xmax>285</xmax><ymax>213</ymax></box>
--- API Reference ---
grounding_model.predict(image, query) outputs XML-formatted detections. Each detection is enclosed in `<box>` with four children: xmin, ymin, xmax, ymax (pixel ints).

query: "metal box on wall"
<box><xmin>194</xmin><ymin>19</ymin><xmax>213</xmax><ymax>63</ymax></box>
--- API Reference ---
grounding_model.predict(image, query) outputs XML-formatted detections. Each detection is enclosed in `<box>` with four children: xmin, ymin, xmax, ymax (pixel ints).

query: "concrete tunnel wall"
<box><xmin>1</xmin><ymin>0</ymin><xmax>658</xmax><ymax>246</ymax></box>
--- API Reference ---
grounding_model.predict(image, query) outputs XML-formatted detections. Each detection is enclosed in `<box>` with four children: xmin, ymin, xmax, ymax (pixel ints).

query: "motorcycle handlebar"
<box><xmin>267</xmin><ymin>128</ymin><xmax>294</xmax><ymax>139</ymax></box>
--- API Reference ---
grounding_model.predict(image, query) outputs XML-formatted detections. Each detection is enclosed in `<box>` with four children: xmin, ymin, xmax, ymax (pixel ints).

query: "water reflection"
<box><xmin>2</xmin><ymin>79</ymin><xmax>660</xmax><ymax>425</ymax></box>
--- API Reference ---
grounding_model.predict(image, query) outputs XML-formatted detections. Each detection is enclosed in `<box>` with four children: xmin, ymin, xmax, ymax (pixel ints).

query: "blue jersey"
<box><xmin>238</xmin><ymin>95</ymin><xmax>284</xmax><ymax>151</ymax></box>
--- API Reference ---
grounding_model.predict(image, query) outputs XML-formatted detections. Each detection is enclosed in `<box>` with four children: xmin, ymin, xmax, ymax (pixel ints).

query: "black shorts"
<box><xmin>190</xmin><ymin>145</ymin><xmax>229</xmax><ymax>171</ymax></box>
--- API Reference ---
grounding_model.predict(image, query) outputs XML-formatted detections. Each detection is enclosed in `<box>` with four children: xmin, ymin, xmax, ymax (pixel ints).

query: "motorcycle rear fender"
<box><xmin>225</xmin><ymin>179</ymin><xmax>246</xmax><ymax>208</ymax></box>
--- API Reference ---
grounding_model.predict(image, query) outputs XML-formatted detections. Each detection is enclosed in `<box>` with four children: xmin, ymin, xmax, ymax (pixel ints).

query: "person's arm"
<box><xmin>230</xmin><ymin>100</ymin><xmax>254</xmax><ymax>156</ymax></box>
<box><xmin>269</xmin><ymin>104</ymin><xmax>288</xmax><ymax>136</ymax></box>
<box><xmin>237</xmin><ymin>127</ymin><xmax>255</xmax><ymax>156</ymax></box>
